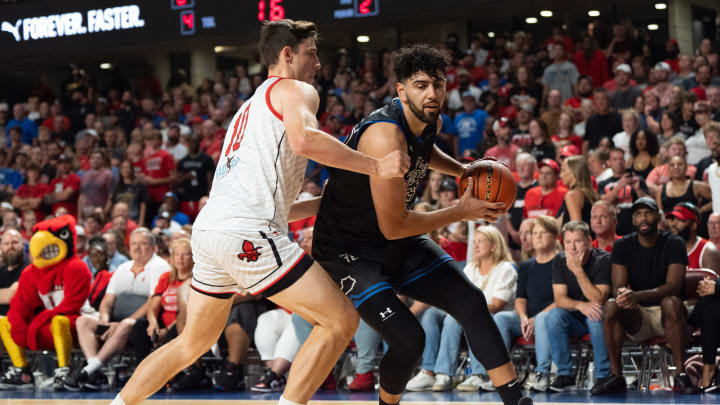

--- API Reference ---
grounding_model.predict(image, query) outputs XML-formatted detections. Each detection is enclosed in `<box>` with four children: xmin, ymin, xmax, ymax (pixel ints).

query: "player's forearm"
<box><xmin>430</xmin><ymin>147</ymin><xmax>463</xmax><ymax>177</ymax></box>
<box><xmin>295</xmin><ymin>127</ymin><xmax>380</xmax><ymax>177</ymax></box>
<box><xmin>380</xmin><ymin>205</ymin><xmax>463</xmax><ymax>240</ymax></box>
<box><xmin>288</xmin><ymin>196</ymin><xmax>321</xmax><ymax>222</ymax></box>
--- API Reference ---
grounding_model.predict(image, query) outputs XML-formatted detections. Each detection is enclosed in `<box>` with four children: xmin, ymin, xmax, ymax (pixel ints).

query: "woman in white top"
<box><xmin>406</xmin><ymin>225</ymin><xmax>517</xmax><ymax>392</ymax></box>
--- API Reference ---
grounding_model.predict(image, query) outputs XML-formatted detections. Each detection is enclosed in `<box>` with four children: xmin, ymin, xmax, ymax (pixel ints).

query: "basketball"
<box><xmin>459</xmin><ymin>159</ymin><xmax>517</xmax><ymax>208</ymax></box>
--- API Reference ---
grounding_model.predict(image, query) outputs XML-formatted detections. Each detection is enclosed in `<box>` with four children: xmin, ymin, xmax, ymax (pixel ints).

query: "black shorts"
<box><xmin>312</xmin><ymin>235</ymin><xmax>453</xmax><ymax>308</ymax></box>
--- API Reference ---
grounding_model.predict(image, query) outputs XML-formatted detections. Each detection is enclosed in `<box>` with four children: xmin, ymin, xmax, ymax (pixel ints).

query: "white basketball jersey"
<box><xmin>193</xmin><ymin>77</ymin><xmax>307</xmax><ymax>234</ymax></box>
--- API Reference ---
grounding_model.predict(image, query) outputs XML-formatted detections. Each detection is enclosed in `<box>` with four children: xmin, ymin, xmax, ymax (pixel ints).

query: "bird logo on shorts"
<box><xmin>237</xmin><ymin>240</ymin><xmax>262</xmax><ymax>262</ymax></box>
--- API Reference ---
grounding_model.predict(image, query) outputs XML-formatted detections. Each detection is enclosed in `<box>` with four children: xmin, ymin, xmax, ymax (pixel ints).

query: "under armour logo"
<box><xmin>379</xmin><ymin>307</ymin><xmax>395</xmax><ymax>321</ymax></box>
<box><xmin>340</xmin><ymin>275</ymin><xmax>356</xmax><ymax>294</ymax></box>
<box><xmin>339</xmin><ymin>253</ymin><xmax>357</xmax><ymax>263</ymax></box>
<box><xmin>1</xmin><ymin>20</ymin><xmax>22</xmax><ymax>42</ymax></box>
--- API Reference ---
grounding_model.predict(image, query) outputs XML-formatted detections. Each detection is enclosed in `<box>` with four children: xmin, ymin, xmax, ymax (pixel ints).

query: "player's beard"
<box><xmin>407</xmin><ymin>97</ymin><xmax>439</xmax><ymax>124</ymax></box>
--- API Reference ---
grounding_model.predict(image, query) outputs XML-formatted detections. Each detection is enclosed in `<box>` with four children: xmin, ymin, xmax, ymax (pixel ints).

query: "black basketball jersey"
<box><xmin>314</xmin><ymin>98</ymin><xmax>437</xmax><ymax>246</ymax></box>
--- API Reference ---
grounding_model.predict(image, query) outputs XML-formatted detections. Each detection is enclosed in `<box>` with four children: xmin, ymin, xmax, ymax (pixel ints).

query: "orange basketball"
<box><xmin>459</xmin><ymin>160</ymin><xmax>517</xmax><ymax>208</ymax></box>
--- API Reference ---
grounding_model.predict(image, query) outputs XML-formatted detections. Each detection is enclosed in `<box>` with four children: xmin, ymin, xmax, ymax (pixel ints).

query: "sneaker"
<box><xmin>591</xmin><ymin>374</ymin><xmax>627</xmax><ymax>395</ymax></box>
<box><xmin>432</xmin><ymin>373</ymin><xmax>452</xmax><ymax>391</ymax></box>
<box><xmin>52</xmin><ymin>367</ymin><xmax>70</xmax><ymax>391</ymax></box>
<box><xmin>84</xmin><ymin>371</ymin><xmax>110</xmax><ymax>391</ymax></box>
<box><xmin>251</xmin><ymin>369</ymin><xmax>286</xmax><ymax>393</ymax></box>
<box><xmin>530</xmin><ymin>372</ymin><xmax>549</xmax><ymax>392</ymax></box>
<box><xmin>0</xmin><ymin>367</ymin><xmax>34</xmax><ymax>390</ymax></box>
<box><xmin>549</xmin><ymin>375</ymin><xmax>576</xmax><ymax>392</ymax></box>
<box><xmin>518</xmin><ymin>397</ymin><xmax>534</xmax><ymax>405</ymax></box>
<box><xmin>214</xmin><ymin>362</ymin><xmax>244</xmax><ymax>392</ymax></box>
<box><xmin>405</xmin><ymin>371</ymin><xmax>435</xmax><ymax>391</ymax></box>
<box><xmin>703</xmin><ymin>368</ymin><xmax>720</xmax><ymax>393</ymax></box>
<box><xmin>62</xmin><ymin>368</ymin><xmax>88</xmax><ymax>392</ymax></box>
<box><xmin>456</xmin><ymin>374</ymin><xmax>485</xmax><ymax>392</ymax></box>
<box><xmin>170</xmin><ymin>364</ymin><xmax>211</xmax><ymax>392</ymax></box>
<box><xmin>348</xmin><ymin>371</ymin><xmax>374</xmax><ymax>391</ymax></box>
<box><xmin>674</xmin><ymin>373</ymin><xmax>699</xmax><ymax>394</ymax></box>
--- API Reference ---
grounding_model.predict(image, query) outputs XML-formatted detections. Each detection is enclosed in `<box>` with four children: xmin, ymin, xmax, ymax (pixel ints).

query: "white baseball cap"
<box><xmin>615</xmin><ymin>64</ymin><xmax>631</xmax><ymax>74</ymax></box>
<box><xmin>654</xmin><ymin>61</ymin><xmax>671</xmax><ymax>72</ymax></box>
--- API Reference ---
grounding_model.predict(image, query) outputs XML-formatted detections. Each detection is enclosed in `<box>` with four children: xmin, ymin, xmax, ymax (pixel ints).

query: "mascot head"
<box><xmin>29</xmin><ymin>215</ymin><xmax>77</xmax><ymax>269</ymax></box>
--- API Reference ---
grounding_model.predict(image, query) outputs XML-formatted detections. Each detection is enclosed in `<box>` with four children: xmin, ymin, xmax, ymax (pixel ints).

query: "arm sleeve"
<box><xmin>491</xmin><ymin>262</ymin><xmax>518</xmax><ymax>303</ymax></box>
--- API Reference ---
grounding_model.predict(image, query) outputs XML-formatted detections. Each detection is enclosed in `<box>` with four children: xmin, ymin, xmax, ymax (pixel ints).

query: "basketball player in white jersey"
<box><xmin>111</xmin><ymin>19</ymin><xmax>409</xmax><ymax>405</ymax></box>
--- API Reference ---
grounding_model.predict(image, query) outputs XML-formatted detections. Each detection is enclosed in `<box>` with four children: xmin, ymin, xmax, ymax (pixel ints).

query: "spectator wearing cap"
<box><xmin>591</xmin><ymin>201</ymin><xmax>620</xmax><ymax>253</ymax></box>
<box><xmin>74</xmin><ymin>113</ymin><xmax>98</xmax><ymax>144</ymax></box>
<box><xmin>646</xmin><ymin>137</ymin><xmax>697</xmax><ymax>191</ymax></box>
<box><xmin>610</xmin><ymin>64</ymin><xmax>642</xmax><ymax>110</ymax></box>
<box><xmin>154</xmin><ymin>207</ymin><xmax>183</xmax><ymax>238</ymax></box>
<box><xmin>507</xmin><ymin>153</ymin><xmax>538</xmax><ymax>251</ymax></box>
<box><xmin>649</xmin><ymin>62</ymin><xmax>674</xmax><ymax>108</ymax></box>
<box><xmin>78</xmin><ymin>149</ymin><xmax>115</xmax><ymax>223</ymax></box>
<box><xmin>5</xmin><ymin>103</ymin><xmax>38</xmax><ymax>147</ymax></box>
<box><xmin>484</xmin><ymin>117</ymin><xmax>519</xmax><ymax>171</ymax></box>
<box><xmin>11</xmin><ymin>163</ymin><xmax>48</xmax><ymax>222</ymax></box>
<box><xmin>573</xmin><ymin>35</ymin><xmax>609</xmax><ymax>92</ymax></box>
<box><xmin>599</xmin><ymin>147</ymin><xmax>651</xmax><ymax>235</ymax></box>
<box><xmin>541</xmin><ymin>42</ymin><xmax>579</xmax><ymax>105</ymax></box>
<box><xmin>140</xmin><ymin>131</ymin><xmax>176</xmax><ymax>221</ymax></box>
<box><xmin>594</xmin><ymin>197</ymin><xmax>693</xmax><ymax>395</ymax></box>
<box><xmin>176</xmin><ymin>135</ymin><xmax>214</xmax><ymax>221</ymax></box>
<box><xmin>45</xmin><ymin>154</ymin><xmax>81</xmax><ymax>218</ymax></box>
<box><xmin>540</xmin><ymin>89</ymin><xmax>563</xmax><ymax>136</ymax></box>
<box><xmin>527</xmin><ymin>119</ymin><xmax>556</xmax><ymax>162</ymax></box>
<box><xmin>686</xmin><ymin>101</ymin><xmax>714</xmax><ymax>166</ymax></box>
<box><xmin>454</xmin><ymin>91</ymin><xmax>488</xmax><ymax>158</ymax></box>
<box><xmin>551</xmin><ymin>110</ymin><xmax>583</xmax><ymax>152</ymax></box>
<box><xmin>666</xmin><ymin>202</ymin><xmax>720</xmax><ymax>269</ymax></box>
<box><xmin>151</xmin><ymin>193</ymin><xmax>189</xmax><ymax>227</ymax></box>
<box><xmin>655</xmin><ymin>155</ymin><xmax>711</xmax><ymax>217</ymax></box>
<box><xmin>447</xmin><ymin>67</ymin><xmax>481</xmax><ymax>112</ymax></box>
<box><xmin>162</xmin><ymin>124</ymin><xmax>188</xmax><ymax>163</ymax></box>
<box><xmin>558</xmin><ymin>145</ymin><xmax>581</xmax><ymax>163</ymax></box>
<box><xmin>584</xmin><ymin>88</ymin><xmax>623</xmax><ymax>153</ymax></box>
<box><xmin>523</xmin><ymin>159</ymin><xmax>567</xmax><ymax>219</ymax></box>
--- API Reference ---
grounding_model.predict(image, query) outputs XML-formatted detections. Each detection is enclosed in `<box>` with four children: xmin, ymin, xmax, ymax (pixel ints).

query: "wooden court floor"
<box><xmin>0</xmin><ymin>400</ymin><xmax>687</xmax><ymax>405</ymax></box>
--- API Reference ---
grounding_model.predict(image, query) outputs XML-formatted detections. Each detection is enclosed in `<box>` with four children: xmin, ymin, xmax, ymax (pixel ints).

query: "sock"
<box><xmin>379</xmin><ymin>399</ymin><xmax>399</xmax><ymax>405</ymax></box>
<box><xmin>83</xmin><ymin>356</ymin><xmax>103</xmax><ymax>375</ymax></box>
<box><xmin>277</xmin><ymin>395</ymin><xmax>304</xmax><ymax>405</ymax></box>
<box><xmin>496</xmin><ymin>378</ymin><xmax>524</xmax><ymax>405</ymax></box>
<box><xmin>110</xmin><ymin>395</ymin><xmax>127</xmax><ymax>405</ymax></box>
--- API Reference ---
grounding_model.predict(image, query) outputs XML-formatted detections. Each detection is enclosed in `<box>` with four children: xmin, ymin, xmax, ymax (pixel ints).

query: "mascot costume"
<box><xmin>0</xmin><ymin>215</ymin><xmax>92</xmax><ymax>389</ymax></box>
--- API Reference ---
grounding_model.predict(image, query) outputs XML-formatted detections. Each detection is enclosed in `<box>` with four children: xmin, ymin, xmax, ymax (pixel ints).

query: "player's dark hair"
<box><xmin>392</xmin><ymin>44</ymin><xmax>450</xmax><ymax>83</ymax></box>
<box><xmin>258</xmin><ymin>19</ymin><xmax>318</xmax><ymax>67</ymax></box>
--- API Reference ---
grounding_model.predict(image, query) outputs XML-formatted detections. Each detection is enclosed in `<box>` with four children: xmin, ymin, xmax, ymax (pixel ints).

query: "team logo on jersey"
<box><xmin>237</xmin><ymin>240</ymin><xmax>262</xmax><ymax>262</ymax></box>
<box><xmin>405</xmin><ymin>156</ymin><xmax>430</xmax><ymax>205</ymax></box>
<box><xmin>379</xmin><ymin>307</ymin><xmax>395</xmax><ymax>321</ymax></box>
<box><xmin>340</xmin><ymin>276</ymin><xmax>357</xmax><ymax>294</ymax></box>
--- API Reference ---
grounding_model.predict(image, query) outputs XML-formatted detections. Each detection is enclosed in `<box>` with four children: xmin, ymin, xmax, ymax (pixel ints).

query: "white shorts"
<box><xmin>190</xmin><ymin>228</ymin><xmax>312</xmax><ymax>296</ymax></box>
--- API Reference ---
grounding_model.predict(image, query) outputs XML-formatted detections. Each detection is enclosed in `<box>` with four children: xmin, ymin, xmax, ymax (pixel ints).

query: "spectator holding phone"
<box><xmin>598</xmin><ymin>148</ymin><xmax>651</xmax><ymax>235</ymax></box>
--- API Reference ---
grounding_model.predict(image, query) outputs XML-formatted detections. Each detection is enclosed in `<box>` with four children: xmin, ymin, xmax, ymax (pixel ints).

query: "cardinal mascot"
<box><xmin>0</xmin><ymin>215</ymin><xmax>92</xmax><ymax>389</ymax></box>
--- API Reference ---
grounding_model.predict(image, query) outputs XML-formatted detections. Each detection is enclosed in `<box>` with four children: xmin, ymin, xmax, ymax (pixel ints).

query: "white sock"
<box><xmin>83</xmin><ymin>357</ymin><xmax>103</xmax><ymax>375</ymax></box>
<box><xmin>278</xmin><ymin>395</ymin><xmax>304</xmax><ymax>405</ymax></box>
<box><xmin>110</xmin><ymin>395</ymin><xmax>127</xmax><ymax>405</ymax></box>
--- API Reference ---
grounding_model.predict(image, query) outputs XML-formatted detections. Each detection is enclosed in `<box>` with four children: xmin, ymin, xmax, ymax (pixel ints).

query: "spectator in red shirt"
<box><xmin>129</xmin><ymin>237</ymin><xmax>191</xmax><ymax>360</ymax></box>
<box><xmin>78</xmin><ymin>149</ymin><xmax>115</xmax><ymax>222</ymax></box>
<box><xmin>141</xmin><ymin>131</ymin><xmax>176</xmax><ymax>220</ymax></box>
<box><xmin>563</xmin><ymin>76</ymin><xmax>594</xmax><ymax>110</ymax></box>
<box><xmin>573</xmin><ymin>35</ymin><xmax>609</xmax><ymax>92</ymax></box>
<box><xmin>544</xmin><ymin>25</ymin><xmax>574</xmax><ymax>56</ymax></box>
<box><xmin>11</xmin><ymin>163</ymin><xmax>48</xmax><ymax>221</ymax></box>
<box><xmin>590</xmin><ymin>200</ymin><xmax>620</xmax><ymax>252</ymax></box>
<box><xmin>551</xmin><ymin>111</ymin><xmax>583</xmax><ymax>151</ymax></box>
<box><xmin>523</xmin><ymin>158</ymin><xmax>568</xmax><ymax>218</ymax></box>
<box><xmin>45</xmin><ymin>154</ymin><xmax>81</xmax><ymax>218</ymax></box>
<box><xmin>199</xmin><ymin>119</ymin><xmax>223</xmax><ymax>164</ymax></box>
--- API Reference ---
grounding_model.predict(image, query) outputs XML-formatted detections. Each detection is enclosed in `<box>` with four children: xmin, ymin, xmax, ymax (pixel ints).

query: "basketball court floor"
<box><xmin>0</xmin><ymin>390</ymin><xmax>714</xmax><ymax>405</ymax></box>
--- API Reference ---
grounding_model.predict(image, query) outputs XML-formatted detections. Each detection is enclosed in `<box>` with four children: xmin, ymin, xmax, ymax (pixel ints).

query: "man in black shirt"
<box><xmin>506</xmin><ymin>153</ymin><xmax>537</xmax><ymax>251</ymax></box>
<box><xmin>176</xmin><ymin>135</ymin><xmax>215</xmax><ymax>221</ymax></box>
<box><xmin>0</xmin><ymin>229</ymin><xmax>27</xmax><ymax>316</ymax></box>
<box><xmin>546</xmin><ymin>221</ymin><xmax>611</xmax><ymax>392</ymax></box>
<box><xmin>593</xmin><ymin>197</ymin><xmax>694</xmax><ymax>395</ymax></box>
<box><xmin>583</xmin><ymin>88</ymin><xmax>622</xmax><ymax>153</ymax></box>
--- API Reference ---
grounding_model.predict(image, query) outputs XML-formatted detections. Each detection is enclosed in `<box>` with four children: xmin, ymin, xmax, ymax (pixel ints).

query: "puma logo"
<box><xmin>1</xmin><ymin>20</ymin><xmax>22</xmax><ymax>42</ymax></box>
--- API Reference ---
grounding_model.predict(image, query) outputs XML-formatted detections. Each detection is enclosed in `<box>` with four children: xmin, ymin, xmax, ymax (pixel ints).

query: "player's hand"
<box><xmin>457</xmin><ymin>177</ymin><xmax>506</xmax><ymax>222</ymax></box>
<box><xmin>375</xmin><ymin>150</ymin><xmax>411</xmax><ymax>178</ymax></box>
<box><xmin>577</xmin><ymin>301</ymin><xmax>604</xmax><ymax>322</ymax></box>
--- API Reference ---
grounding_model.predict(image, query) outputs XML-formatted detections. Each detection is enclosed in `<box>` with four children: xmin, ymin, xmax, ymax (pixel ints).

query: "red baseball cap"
<box><xmin>560</xmin><ymin>145</ymin><xmax>580</xmax><ymax>157</ymax></box>
<box><xmin>665</xmin><ymin>203</ymin><xmax>700</xmax><ymax>223</ymax></box>
<box><xmin>538</xmin><ymin>158</ymin><xmax>560</xmax><ymax>174</ymax></box>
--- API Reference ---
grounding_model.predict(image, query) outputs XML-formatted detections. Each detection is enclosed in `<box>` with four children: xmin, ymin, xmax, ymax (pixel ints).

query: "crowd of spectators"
<box><xmin>0</xmin><ymin>17</ymin><xmax>720</xmax><ymax>395</ymax></box>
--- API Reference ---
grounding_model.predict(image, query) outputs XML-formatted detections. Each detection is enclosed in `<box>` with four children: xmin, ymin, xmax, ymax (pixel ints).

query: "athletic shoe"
<box><xmin>84</xmin><ymin>371</ymin><xmax>110</xmax><ymax>391</ymax></box>
<box><xmin>170</xmin><ymin>364</ymin><xmax>211</xmax><ymax>392</ymax></box>
<box><xmin>0</xmin><ymin>367</ymin><xmax>34</xmax><ymax>390</ymax></box>
<box><xmin>62</xmin><ymin>368</ymin><xmax>88</xmax><ymax>392</ymax></box>
<box><xmin>674</xmin><ymin>373</ymin><xmax>699</xmax><ymax>394</ymax></box>
<box><xmin>432</xmin><ymin>373</ymin><xmax>452</xmax><ymax>391</ymax></box>
<box><xmin>518</xmin><ymin>397</ymin><xmax>534</xmax><ymax>405</ymax></box>
<box><xmin>348</xmin><ymin>372</ymin><xmax>374</xmax><ymax>391</ymax></box>
<box><xmin>590</xmin><ymin>374</ymin><xmax>627</xmax><ymax>395</ymax></box>
<box><xmin>251</xmin><ymin>369</ymin><xmax>285</xmax><ymax>393</ymax></box>
<box><xmin>549</xmin><ymin>375</ymin><xmax>575</xmax><ymax>392</ymax></box>
<box><xmin>456</xmin><ymin>374</ymin><xmax>485</xmax><ymax>391</ymax></box>
<box><xmin>52</xmin><ymin>367</ymin><xmax>70</xmax><ymax>391</ymax></box>
<box><xmin>529</xmin><ymin>372</ymin><xmax>549</xmax><ymax>392</ymax></box>
<box><xmin>702</xmin><ymin>368</ymin><xmax>720</xmax><ymax>393</ymax></box>
<box><xmin>214</xmin><ymin>362</ymin><xmax>244</xmax><ymax>392</ymax></box>
<box><xmin>405</xmin><ymin>371</ymin><xmax>435</xmax><ymax>391</ymax></box>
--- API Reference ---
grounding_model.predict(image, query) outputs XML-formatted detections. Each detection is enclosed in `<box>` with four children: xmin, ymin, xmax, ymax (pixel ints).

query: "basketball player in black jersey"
<box><xmin>312</xmin><ymin>45</ymin><xmax>532</xmax><ymax>405</ymax></box>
